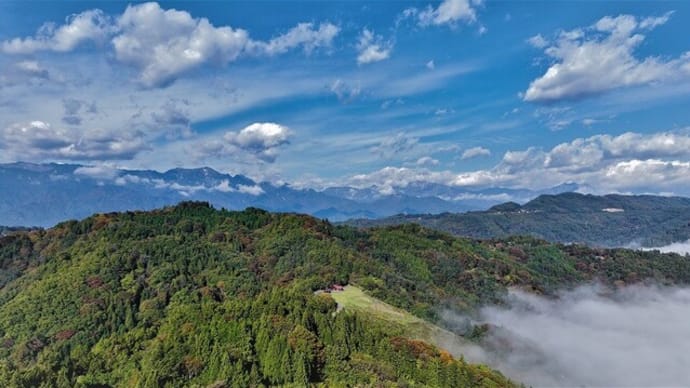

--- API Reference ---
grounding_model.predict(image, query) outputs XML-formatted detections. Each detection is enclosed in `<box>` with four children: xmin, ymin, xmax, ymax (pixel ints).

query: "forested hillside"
<box><xmin>1</xmin><ymin>202</ymin><xmax>690</xmax><ymax>387</ymax></box>
<box><xmin>348</xmin><ymin>192</ymin><xmax>690</xmax><ymax>247</ymax></box>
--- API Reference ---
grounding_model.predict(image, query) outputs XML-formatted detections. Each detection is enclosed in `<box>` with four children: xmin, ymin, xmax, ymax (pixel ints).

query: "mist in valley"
<box><xmin>442</xmin><ymin>285</ymin><xmax>690</xmax><ymax>387</ymax></box>
<box><xmin>642</xmin><ymin>240</ymin><xmax>690</xmax><ymax>255</ymax></box>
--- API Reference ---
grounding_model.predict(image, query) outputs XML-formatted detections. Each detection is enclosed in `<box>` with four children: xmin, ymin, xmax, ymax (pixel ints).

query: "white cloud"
<box><xmin>222</xmin><ymin>122</ymin><xmax>291</xmax><ymax>163</ymax></box>
<box><xmin>2</xmin><ymin>2</ymin><xmax>340</xmax><ymax>88</ymax></box>
<box><xmin>544</xmin><ymin>139</ymin><xmax>605</xmax><ymax>171</ymax></box>
<box><xmin>330</xmin><ymin>79</ymin><xmax>361</xmax><ymax>102</ymax></box>
<box><xmin>213</xmin><ymin>180</ymin><xmax>264</xmax><ymax>196</ymax></box>
<box><xmin>526</xmin><ymin>34</ymin><xmax>548</xmax><ymax>48</ymax></box>
<box><xmin>236</xmin><ymin>184</ymin><xmax>265</xmax><ymax>196</ymax></box>
<box><xmin>461</xmin><ymin>146</ymin><xmax>491</xmax><ymax>160</ymax></box>
<box><xmin>356</xmin><ymin>29</ymin><xmax>392</xmax><ymax>65</ymax></box>
<box><xmin>112</xmin><ymin>2</ymin><xmax>249</xmax><ymax>88</ymax></box>
<box><xmin>525</xmin><ymin>13</ymin><xmax>690</xmax><ymax>102</ymax></box>
<box><xmin>415</xmin><ymin>0</ymin><xmax>480</xmax><ymax>27</ymax></box>
<box><xmin>599</xmin><ymin>131</ymin><xmax>690</xmax><ymax>158</ymax></box>
<box><xmin>370</xmin><ymin>133</ymin><xmax>418</xmax><ymax>159</ymax></box>
<box><xmin>639</xmin><ymin>11</ymin><xmax>675</xmax><ymax>30</ymax></box>
<box><xmin>426</xmin><ymin>60</ymin><xmax>435</xmax><ymax>70</ymax></box>
<box><xmin>73</xmin><ymin>165</ymin><xmax>121</xmax><ymax>180</ymax></box>
<box><xmin>340</xmin><ymin>130</ymin><xmax>690</xmax><ymax>196</ymax></box>
<box><xmin>416</xmin><ymin>156</ymin><xmax>439</xmax><ymax>166</ymax></box>
<box><xmin>1</xmin><ymin>9</ymin><xmax>112</xmax><ymax>54</ymax></box>
<box><xmin>108</xmin><ymin>171</ymin><xmax>267</xmax><ymax>196</ymax></box>
<box><xmin>119</xmin><ymin>10</ymin><xmax>336</xmax><ymax>87</ymax></box>
<box><xmin>539</xmin><ymin>131</ymin><xmax>690</xmax><ymax>172</ymax></box>
<box><xmin>470</xmin><ymin>131</ymin><xmax>690</xmax><ymax>189</ymax></box>
<box><xmin>346</xmin><ymin>166</ymin><xmax>457</xmax><ymax>194</ymax></box>
<box><xmin>444</xmin><ymin>285</ymin><xmax>690</xmax><ymax>387</ymax></box>
<box><xmin>603</xmin><ymin>159</ymin><xmax>690</xmax><ymax>188</ymax></box>
<box><xmin>0</xmin><ymin>121</ymin><xmax>147</xmax><ymax>162</ymax></box>
<box><xmin>247</xmin><ymin>22</ymin><xmax>339</xmax><ymax>56</ymax></box>
<box><xmin>643</xmin><ymin>239</ymin><xmax>690</xmax><ymax>255</ymax></box>
<box><xmin>14</xmin><ymin>61</ymin><xmax>50</xmax><ymax>79</ymax></box>
<box><xmin>114</xmin><ymin>174</ymin><xmax>147</xmax><ymax>186</ymax></box>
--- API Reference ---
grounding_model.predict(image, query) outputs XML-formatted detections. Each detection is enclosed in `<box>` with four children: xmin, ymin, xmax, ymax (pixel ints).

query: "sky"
<box><xmin>1</xmin><ymin>0</ymin><xmax>690</xmax><ymax>194</ymax></box>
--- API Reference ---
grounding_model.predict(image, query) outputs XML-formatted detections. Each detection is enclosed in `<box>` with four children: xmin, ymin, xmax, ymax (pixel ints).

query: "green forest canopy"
<box><xmin>1</xmin><ymin>201</ymin><xmax>689</xmax><ymax>387</ymax></box>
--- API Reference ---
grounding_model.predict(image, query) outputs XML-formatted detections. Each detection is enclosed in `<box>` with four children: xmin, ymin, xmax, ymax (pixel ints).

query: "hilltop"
<box><xmin>348</xmin><ymin>192</ymin><xmax>690</xmax><ymax>247</ymax></box>
<box><xmin>1</xmin><ymin>202</ymin><xmax>690</xmax><ymax>386</ymax></box>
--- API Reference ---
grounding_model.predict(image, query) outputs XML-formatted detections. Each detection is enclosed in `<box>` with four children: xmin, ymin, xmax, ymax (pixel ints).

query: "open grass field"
<box><xmin>331</xmin><ymin>285</ymin><xmax>471</xmax><ymax>354</ymax></box>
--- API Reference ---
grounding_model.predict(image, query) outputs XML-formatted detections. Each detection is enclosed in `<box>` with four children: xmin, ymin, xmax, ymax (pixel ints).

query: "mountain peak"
<box><xmin>488</xmin><ymin>201</ymin><xmax>522</xmax><ymax>212</ymax></box>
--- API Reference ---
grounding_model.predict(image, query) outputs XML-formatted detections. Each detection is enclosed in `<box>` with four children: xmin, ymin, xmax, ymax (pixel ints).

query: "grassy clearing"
<box><xmin>331</xmin><ymin>285</ymin><xmax>469</xmax><ymax>353</ymax></box>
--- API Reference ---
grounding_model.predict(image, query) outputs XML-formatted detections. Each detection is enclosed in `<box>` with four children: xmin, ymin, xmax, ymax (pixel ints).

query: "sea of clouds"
<box><xmin>442</xmin><ymin>285</ymin><xmax>690</xmax><ymax>387</ymax></box>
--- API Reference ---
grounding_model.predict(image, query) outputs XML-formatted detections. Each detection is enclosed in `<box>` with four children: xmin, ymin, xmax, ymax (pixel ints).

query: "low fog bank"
<box><xmin>642</xmin><ymin>240</ymin><xmax>690</xmax><ymax>255</ymax></box>
<box><xmin>442</xmin><ymin>285</ymin><xmax>690</xmax><ymax>387</ymax></box>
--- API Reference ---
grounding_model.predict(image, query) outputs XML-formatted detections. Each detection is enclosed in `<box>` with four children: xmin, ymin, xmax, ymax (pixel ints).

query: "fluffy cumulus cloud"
<box><xmin>1</xmin><ymin>10</ymin><xmax>112</xmax><ymax>54</ymax></box>
<box><xmin>541</xmin><ymin>132</ymin><xmax>690</xmax><ymax>172</ymax></box>
<box><xmin>217</xmin><ymin>122</ymin><xmax>291</xmax><ymax>163</ymax></box>
<box><xmin>247</xmin><ymin>22</ymin><xmax>339</xmax><ymax>56</ymax></box>
<box><xmin>524</xmin><ymin>12</ymin><xmax>690</xmax><ymax>102</ymax></box>
<box><xmin>356</xmin><ymin>29</ymin><xmax>393</xmax><ymax>65</ymax></box>
<box><xmin>405</xmin><ymin>0</ymin><xmax>481</xmax><ymax>27</ymax></box>
<box><xmin>111</xmin><ymin>2</ymin><xmax>250</xmax><ymax>88</ymax></box>
<box><xmin>469</xmin><ymin>130</ymin><xmax>690</xmax><ymax>191</ymax></box>
<box><xmin>1</xmin><ymin>2</ymin><xmax>339</xmax><ymax>88</ymax></box>
<box><xmin>113</xmin><ymin>3</ymin><xmax>337</xmax><ymax>87</ymax></box>
<box><xmin>602</xmin><ymin>159</ymin><xmax>690</xmax><ymax>189</ymax></box>
<box><xmin>461</xmin><ymin>146</ymin><xmax>491</xmax><ymax>160</ymax></box>
<box><xmin>0</xmin><ymin>121</ymin><xmax>147</xmax><ymax>161</ymax></box>
<box><xmin>345</xmin><ymin>130</ymin><xmax>690</xmax><ymax>196</ymax></box>
<box><xmin>443</xmin><ymin>285</ymin><xmax>690</xmax><ymax>387</ymax></box>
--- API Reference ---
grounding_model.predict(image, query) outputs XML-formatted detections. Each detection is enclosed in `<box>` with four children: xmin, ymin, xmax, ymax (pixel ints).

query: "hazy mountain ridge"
<box><xmin>0</xmin><ymin>162</ymin><xmax>573</xmax><ymax>226</ymax></box>
<box><xmin>348</xmin><ymin>192</ymin><xmax>690</xmax><ymax>248</ymax></box>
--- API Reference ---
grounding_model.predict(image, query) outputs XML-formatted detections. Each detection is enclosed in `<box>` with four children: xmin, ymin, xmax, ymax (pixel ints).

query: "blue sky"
<box><xmin>1</xmin><ymin>0</ymin><xmax>690</xmax><ymax>194</ymax></box>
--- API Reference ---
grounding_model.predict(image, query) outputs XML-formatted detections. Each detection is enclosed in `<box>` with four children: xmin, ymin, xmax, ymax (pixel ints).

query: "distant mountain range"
<box><xmin>0</xmin><ymin>162</ymin><xmax>576</xmax><ymax>226</ymax></box>
<box><xmin>347</xmin><ymin>192</ymin><xmax>690</xmax><ymax>248</ymax></box>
